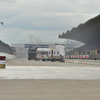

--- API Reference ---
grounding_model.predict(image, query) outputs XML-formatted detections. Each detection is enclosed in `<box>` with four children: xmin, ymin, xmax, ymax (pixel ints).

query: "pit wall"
<box><xmin>0</xmin><ymin>52</ymin><xmax>16</xmax><ymax>61</ymax></box>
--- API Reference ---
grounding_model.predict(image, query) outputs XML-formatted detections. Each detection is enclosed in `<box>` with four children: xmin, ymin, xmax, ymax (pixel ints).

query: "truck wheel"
<box><xmin>35</xmin><ymin>59</ymin><xmax>37</xmax><ymax>61</ymax></box>
<box><xmin>28</xmin><ymin>58</ymin><xmax>31</xmax><ymax>60</ymax></box>
<box><xmin>53</xmin><ymin>58</ymin><xmax>55</xmax><ymax>62</ymax></box>
<box><xmin>51</xmin><ymin>59</ymin><xmax>53</xmax><ymax>62</ymax></box>
<box><xmin>59</xmin><ymin>59</ymin><xmax>62</xmax><ymax>62</ymax></box>
<box><xmin>42</xmin><ymin>59</ymin><xmax>44</xmax><ymax>61</ymax></box>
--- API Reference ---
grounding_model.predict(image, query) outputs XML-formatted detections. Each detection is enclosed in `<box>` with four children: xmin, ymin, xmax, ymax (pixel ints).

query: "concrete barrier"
<box><xmin>0</xmin><ymin>53</ymin><xmax>16</xmax><ymax>61</ymax></box>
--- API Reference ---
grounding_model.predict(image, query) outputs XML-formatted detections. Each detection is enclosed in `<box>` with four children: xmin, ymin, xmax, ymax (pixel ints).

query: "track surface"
<box><xmin>0</xmin><ymin>58</ymin><xmax>100</xmax><ymax>100</ymax></box>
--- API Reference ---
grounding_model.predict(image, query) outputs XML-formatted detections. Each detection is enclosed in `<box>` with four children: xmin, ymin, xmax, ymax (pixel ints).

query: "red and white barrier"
<box><xmin>0</xmin><ymin>52</ymin><xmax>16</xmax><ymax>60</ymax></box>
<box><xmin>80</xmin><ymin>55</ymin><xmax>82</xmax><ymax>58</ymax></box>
<box><xmin>77</xmin><ymin>55</ymin><xmax>79</xmax><ymax>58</ymax></box>
<box><xmin>66</xmin><ymin>55</ymin><xmax>89</xmax><ymax>59</ymax></box>
<box><xmin>0</xmin><ymin>56</ymin><xmax>6</xmax><ymax>68</ymax></box>
<box><xmin>86</xmin><ymin>55</ymin><xmax>89</xmax><ymax>58</ymax></box>
<box><xmin>66</xmin><ymin>56</ymin><xmax>69</xmax><ymax>59</ymax></box>
<box><xmin>83</xmin><ymin>55</ymin><xmax>85</xmax><ymax>58</ymax></box>
<box><xmin>75</xmin><ymin>55</ymin><xmax>77</xmax><ymax>58</ymax></box>
<box><xmin>70</xmin><ymin>55</ymin><xmax>73</xmax><ymax>58</ymax></box>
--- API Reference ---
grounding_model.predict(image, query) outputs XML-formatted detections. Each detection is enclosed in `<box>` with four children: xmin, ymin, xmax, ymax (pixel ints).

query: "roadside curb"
<box><xmin>65</xmin><ymin>59</ymin><xmax>100</xmax><ymax>66</ymax></box>
<box><xmin>66</xmin><ymin>61</ymin><xmax>74</xmax><ymax>63</ymax></box>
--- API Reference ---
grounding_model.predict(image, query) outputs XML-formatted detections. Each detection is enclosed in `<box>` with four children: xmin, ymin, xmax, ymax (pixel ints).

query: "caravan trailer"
<box><xmin>37</xmin><ymin>48</ymin><xmax>49</xmax><ymax>61</ymax></box>
<box><xmin>48</xmin><ymin>48</ymin><xmax>61</xmax><ymax>62</ymax></box>
<box><xmin>36</xmin><ymin>44</ymin><xmax>65</xmax><ymax>62</ymax></box>
<box><xmin>48</xmin><ymin>44</ymin><xmax>65</xmax><ymax>62</ymax></box>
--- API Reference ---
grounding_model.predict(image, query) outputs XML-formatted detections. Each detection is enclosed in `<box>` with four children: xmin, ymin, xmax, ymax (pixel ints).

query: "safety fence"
<box><xmin>66</xmin><ymin>50</ymin><xmax>100</xmax><ymax>60</ymax></box>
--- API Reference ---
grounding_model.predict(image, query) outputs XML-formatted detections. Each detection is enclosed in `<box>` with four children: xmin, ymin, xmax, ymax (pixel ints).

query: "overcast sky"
<box><xmin>0</xmin><ymin>0</ymin><xmax>100</xmax><ymax>44</ymax></box>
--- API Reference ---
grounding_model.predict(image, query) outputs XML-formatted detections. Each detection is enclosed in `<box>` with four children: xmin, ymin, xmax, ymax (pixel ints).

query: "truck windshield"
<box><xmin>28</xmin><ymin>50</ymin><xmax>36</xmax><ymax>53</ymax></box>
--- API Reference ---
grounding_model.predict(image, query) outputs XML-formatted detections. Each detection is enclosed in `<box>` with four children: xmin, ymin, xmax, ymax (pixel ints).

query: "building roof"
<box><xmin>58</xmin><ymin>14</ymin><xmax>100</xmax><ymax>46</ymax></box>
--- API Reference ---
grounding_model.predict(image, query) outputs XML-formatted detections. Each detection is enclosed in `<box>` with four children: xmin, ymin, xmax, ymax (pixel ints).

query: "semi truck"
<box><xmin>28</xmin><ymin>46</ymin><xmax>38</xmax><ymax>60</ymax></box>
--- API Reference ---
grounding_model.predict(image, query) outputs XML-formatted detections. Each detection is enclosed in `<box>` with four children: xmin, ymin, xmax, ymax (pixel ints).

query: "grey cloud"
<box><xmin>0</xmin><ymin>0</ymin><xmax>16</xmax><ymax>3</ymax></box>
<box><xmin>0</xmin><ymin>0</ymin><xmax>100</xmax><ymax>44</ymax></box>
<box><xmin>0</xmin><ymin>28</ymin><xmax>64</xmax><ymax>43</ymax></box>
<box><xmin>7</xmin><ymin>13</ymin><xmax>91</xmax><ymax>31</ymax></box>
